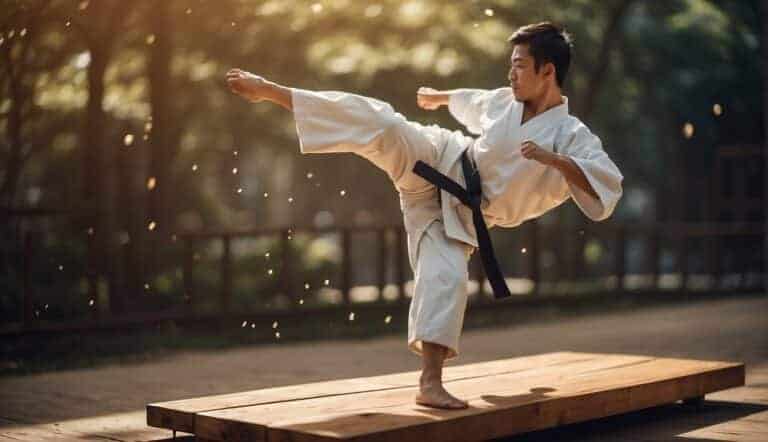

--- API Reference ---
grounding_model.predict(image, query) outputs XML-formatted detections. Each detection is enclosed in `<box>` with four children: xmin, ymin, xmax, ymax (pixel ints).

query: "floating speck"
<box><xmin>232</xmin><ymin>167</ymin><xmax>238</xmax><ymax>175</ymax></box>
<box><xmin>348</xmin><ymin>312</ymin><xmax>355</xmax><ymax>321</ymax></box>
<box><xmin>521</xmin><ymin>247</ymin><xmax>527</xmax><ymax>254</ymax></box>
<box><xmin>484</xmin><ymin>8</ymin><xmax>494</xmax><ymax>16</ymax></box>
<box><xmin>123</xmin><ymin>133</ymin><xmax>134</xmax><ymax>146</ymax></box>
<box><xmin>58</xmin><ymin>265</ymin><xmax>64</xmax><ymax>271</ymax></box>
<box><xmin>192</xmin><ymin>164</ymin><xmax>198</xmax><ymax>171</ymax></box>
<box><xmin>272</xmin><ymin>321</ymin><xmax>279</xmax><ymax>329</ymax></box>
<box><xmin>146</xmin><ymin>177</ymin><xmax>156</xmax><ymax>190</ymax></box>
<box><xmin>148</xmin><ymin>220</ymin><xmax>157</xmax><ymax>231</ymax></box>
<box><xmin>237</xmin><ymin>187</ymin><xmax>243</xmax><ymax>194</ymax></box>
<box><xmin>251</xmin><ymin>323</ymin><xmax>255</xmax><ymax>328</ymax></box>
<box><xmin>304</xmin><ymin>283</ymin><xmax>310</xmax><ymax>290</ymax></box>
<box><xmin>89</xmin><ymin>298</ymin><xmax>94</xmax><ymax>306</ymax></box>
<box><xmin>311</xmin><ymin>3</ymin><xmax>323</xmax><ymax>13</ymax></box>
<box><xmin>306</xmin><ymin>172</ymin><xmax>314</xmax><ymax>179</ymax></box>
<box><xmin>713</xmin><ymin>103</ymin><xmax>723</xmax><ymax>116</ymax></box>
<box><xmin>384</xmin><ymin>315</ymin><xmax>392</xmax><ymax>324</ymax></box>
<box><xmin>339</xmin><ymin>190</ymin><xmax>346</xmax><ymax>196</ymax></box>
<box><xmin>241</xmin><ymin>320</ymin><xmax>248</xmax><ymax>328</ymax></box>
<box><xmin>145</xmin><ymin>34</ymin><xmax>155</xmax><ymax>45</ymax></box>
<box><xmin>324</xmin><ymin>279</ymin><xmax>330</xmax><ymax>286</ymax></box>
<box><xmin>267</xmin><ymin>268</ymin><xmax>274</xmax><ymax>276</ymax></box>
<box><xmin>682</xmin><ymin>122</ymin><xmax>694</xmax><ymax>139</ymax></box>
<box><xmin>288</xmin><ymin>197</ymin><xmax>294</xmax><ymax>203</ymax></box>
<box><xmin>144</xmin><ymin>283</ymin><xmax>150</xmax><ymax>290</ymax></box>
<box><xmin>275</xmin><ymin>331</ymin><xmax>281</xmax><ymax>339</ymax></box>
<box><xmin>263</xmin><ymin>192</ymin><xmax>269</xmax><ymax>198</ymax></box>
<box><xmin>265</xmin><ymin>252</ymin><xmax>270</xmax><ymax>259</ymax></box>
<box><xmin>299</xmin><ymin>299</ymin><xmax>304</xmax><ymax>305</ymax></box>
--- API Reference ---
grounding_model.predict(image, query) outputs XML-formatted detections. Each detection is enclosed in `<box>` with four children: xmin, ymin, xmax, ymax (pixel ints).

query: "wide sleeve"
<box><xmin>559</xmin><ymin>124</ymin><xmax>624</xmax><ymax>221</ymax></box>
<box><xmin>447</xmin><ymin>88</ymin><xmax>494</xmax><ymax>135</ymax></box>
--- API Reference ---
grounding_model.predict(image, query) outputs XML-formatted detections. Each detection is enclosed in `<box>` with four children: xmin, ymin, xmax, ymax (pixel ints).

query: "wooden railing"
<box><xmin>2</xmin><ymin>219</ymin><xmax>765</xmax><ymax>334</ymax></box>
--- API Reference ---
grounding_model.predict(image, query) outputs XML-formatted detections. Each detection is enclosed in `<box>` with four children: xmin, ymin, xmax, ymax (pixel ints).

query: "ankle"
<box><xmin>420</xmin><ymin>373</ymin><xmax>442</xmax><ymax>386</ymax></box>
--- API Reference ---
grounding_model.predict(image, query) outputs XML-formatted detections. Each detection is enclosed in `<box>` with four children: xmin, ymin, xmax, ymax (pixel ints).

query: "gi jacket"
<box><xmin>402</xmin><ymin>87</ymin><xmax>624</xmax><ymax>257</ymax></box>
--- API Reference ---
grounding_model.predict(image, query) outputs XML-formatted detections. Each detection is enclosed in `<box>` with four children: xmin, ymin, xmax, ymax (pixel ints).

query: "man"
<box><xmin>226</xmin><ymin>21</ymin><xmax>623</xmax><ymax>410</ymax></box>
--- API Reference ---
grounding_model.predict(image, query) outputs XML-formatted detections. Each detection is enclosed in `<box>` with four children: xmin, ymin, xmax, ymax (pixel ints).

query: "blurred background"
<box><xmin>0</xmin><ymin>0</ymin><xmax>765</xmax><ymax>373</ymax></box>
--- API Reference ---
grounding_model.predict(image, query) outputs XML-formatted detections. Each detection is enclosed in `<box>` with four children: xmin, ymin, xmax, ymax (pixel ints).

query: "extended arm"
<box><xmin>417</xmin><ymin>87</ymin><xmax>494</xmax><ymax>135</ymax></box>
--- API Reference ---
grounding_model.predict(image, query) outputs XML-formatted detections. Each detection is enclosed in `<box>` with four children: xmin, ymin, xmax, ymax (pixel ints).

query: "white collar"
<box><xmin>515</xmin><ymin>95</ymin><xmax>570</xmax><ymax>130</ymax></box>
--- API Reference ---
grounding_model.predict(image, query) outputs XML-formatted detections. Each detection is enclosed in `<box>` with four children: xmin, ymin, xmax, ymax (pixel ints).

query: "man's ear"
<box><xmin>544</xmin><ymin>62</ymin><xmax>555</xmax><ymax>79</ymax></box>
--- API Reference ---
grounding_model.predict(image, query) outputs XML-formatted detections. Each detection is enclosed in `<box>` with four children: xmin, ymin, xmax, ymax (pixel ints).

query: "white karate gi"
<box><xmin>290</xmin><ymin>86</ymin><xmax>623</xmax><ymax>360</ymax></box>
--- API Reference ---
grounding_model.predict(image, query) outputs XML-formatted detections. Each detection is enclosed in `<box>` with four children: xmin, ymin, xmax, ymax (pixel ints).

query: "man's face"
<box><xmin>507</xmin><ymin>44</ymin><xmax>550</xmax><ymax>101</ymax></box>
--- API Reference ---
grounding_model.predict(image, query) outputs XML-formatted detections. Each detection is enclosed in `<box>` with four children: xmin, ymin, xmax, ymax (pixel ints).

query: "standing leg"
<box><xmin>417</xmin><ymin>341</ymin><xmax>469</xmax><ymax>409</ymax></box>
<box><xmin>409</xmin><ymin>219</ymin><xmax>472</xmax><ymax>409</ymax></box>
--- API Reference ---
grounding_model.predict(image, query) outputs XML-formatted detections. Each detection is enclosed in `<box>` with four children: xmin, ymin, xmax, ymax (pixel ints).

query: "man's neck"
<box><xmin>523</xmin><ymin>87</ymin><xmax>564</xmax><ymax>118</ymax></box>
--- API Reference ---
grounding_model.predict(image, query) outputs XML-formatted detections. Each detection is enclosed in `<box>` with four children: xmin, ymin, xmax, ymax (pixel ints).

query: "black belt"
<box><xmin>412</xmin><ymin>150</ymin><xmax>512</xmax><ymax>299</ymax></box>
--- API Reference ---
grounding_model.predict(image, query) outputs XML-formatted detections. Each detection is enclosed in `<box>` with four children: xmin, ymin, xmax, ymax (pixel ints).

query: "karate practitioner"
<box><xmin>226</xmin><ymin>21</ymin><xmax>623</xmax><ymax>410</ymax></box>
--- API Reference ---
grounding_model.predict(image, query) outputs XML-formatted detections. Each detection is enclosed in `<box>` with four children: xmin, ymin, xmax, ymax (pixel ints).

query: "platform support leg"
<box><xmin>681</xmin><ymin>395</ymin><xmax>705</xmax><ymax>410</ymax></box>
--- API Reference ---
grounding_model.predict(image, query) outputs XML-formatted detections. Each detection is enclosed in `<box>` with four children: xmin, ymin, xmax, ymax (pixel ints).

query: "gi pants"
<box><xmin>291</xmin><ymin>88</ymin><xmax>473</xmax><ymax>360</ymax></box>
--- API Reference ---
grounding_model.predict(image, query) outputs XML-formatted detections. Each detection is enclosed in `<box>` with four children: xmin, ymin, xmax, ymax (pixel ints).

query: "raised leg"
<box><xmin>227</xmin><ymin>68</ymin><xmax>444</xmax><ymax>196</ymax></box>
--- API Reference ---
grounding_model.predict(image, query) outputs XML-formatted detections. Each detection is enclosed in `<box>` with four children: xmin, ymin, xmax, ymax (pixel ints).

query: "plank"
<box><xmin>192</xmin><ymin>354</ymin><xmax>743</xmax><ymax>442</ymax></box>
<box><xmin>147</xmin><ymin>351</ymin><xmax>596</xmax><ymax>433</ymax></box>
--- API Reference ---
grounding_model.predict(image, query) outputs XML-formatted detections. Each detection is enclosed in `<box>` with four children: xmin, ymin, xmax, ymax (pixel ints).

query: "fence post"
<box><xmin>86</xmin><ymin>229</ymin><xmax>99</xmax><ymax>320</ymax></box>
<box><xmin>377</xmin><ymin>227</ymin><xmax>387</xmax><ymax>302</ymax></box>
<box><xmin>341</xmin><ymin>228</ymin><xmax>351</xmax><ymax>305</ymax></box>
<box><xmin>221</xmin><ymin>234</ymin><xmax>232</xmax><ymax>312</ymax></box>
<box><xmin>528</xmin><ymin>219</ymin><xmax>539</xmax><ymax>295</ymax></box>
<box><xmin>22</xmin><ymin>231</ymin><xmax>35</xmax><ymax>325</ymax></box>
<box><xmin>649</xmin><ymin>228</ymin><xmax>660</xmax><ymax>289</ymax></box>
<box><xmin>280</xmin><ymin>229</ymin><xmax>293</xmax><ymax>304</ymax></box>
<box><xmin>679</xmin><ymin>228</ymin><xmax>689</xmax><ymax>293</ymax></box>
<box><xmin>710</xmin><ymin>232</ymin><xmax>722</xmax><ymax>290</ymax></box>
<box><xmin>395</xmin><ymin>227</ymin><xmax>406</xmax><ymax>303</ymax></box>
<box><xmin>183</xmin><ymin>237</ymin><xmax>195</xmax><ymax>309</ymax></box>
<box><xmin>615</xmin><ymin>225</ymin><xmax>626</xmax><ymax>294</ymax></box>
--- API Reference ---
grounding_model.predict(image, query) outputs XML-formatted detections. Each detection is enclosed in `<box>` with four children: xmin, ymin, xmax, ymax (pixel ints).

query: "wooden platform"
<box><xmin>146</xmin><ymin>351</ymin><xmax>745</xmax><ymax>441</ymax></box>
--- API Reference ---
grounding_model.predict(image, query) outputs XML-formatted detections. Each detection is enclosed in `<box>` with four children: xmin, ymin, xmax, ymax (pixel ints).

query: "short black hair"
<box><xmin>507</xmin><ymin>21</ymin><xmax>573</xmax><ymax>88</ymax></box>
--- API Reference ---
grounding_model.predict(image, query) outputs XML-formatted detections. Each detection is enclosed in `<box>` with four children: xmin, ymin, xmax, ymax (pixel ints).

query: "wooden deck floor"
<box><xmin>147</xmin><ymin>351</ymin><xmax>745</xmax><ymax>441</ymax></box>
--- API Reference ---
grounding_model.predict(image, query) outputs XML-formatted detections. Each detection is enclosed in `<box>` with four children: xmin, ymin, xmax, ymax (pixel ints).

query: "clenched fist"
<box><xmin>417</xmin><ymin>87</ymin><xmax>448</xmax><ymax>110</ymax></box>
<box><xmin>520</xmin><ymin>140</ymin><xmax>558</xmax><ymax>166</ymax></box>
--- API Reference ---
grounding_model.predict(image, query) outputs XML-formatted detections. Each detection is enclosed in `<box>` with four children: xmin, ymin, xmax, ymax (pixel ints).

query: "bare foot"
<box><xmin>226</xmin><ymin>68</ymin><xmax>275</xmax><ymax>102</ymax></box>
<box><xmin>415</xmin><ymin>378</ymin><xmax>469</xmax><ymax>410</ymax></box>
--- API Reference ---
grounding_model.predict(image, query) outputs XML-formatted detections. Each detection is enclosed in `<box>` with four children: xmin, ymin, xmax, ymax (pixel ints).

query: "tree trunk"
<box><xmin>762</xmin><ymin>0</ymin><xmax>768</xmax><ymax>290</ymax></box>
<box><xmin>577</xmin><ymin>0</ymin><xmax>638</xmax><ymax>121</ymax></box>
<box><xmin>147</xmin><ymin>0</ymin><xmax>175</xmax><ymax>279</ymax></box>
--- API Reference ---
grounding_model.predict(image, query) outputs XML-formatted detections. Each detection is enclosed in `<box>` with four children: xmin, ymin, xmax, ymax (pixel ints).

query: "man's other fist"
<box><xmin>417</xmin><ymin>87</ymin><xmax>447</xmax><ymax>110</ymax></box>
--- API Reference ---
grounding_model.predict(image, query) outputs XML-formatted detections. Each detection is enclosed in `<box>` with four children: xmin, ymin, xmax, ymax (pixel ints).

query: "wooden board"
<box><xmin>145</xmin><ymin>351</ymin><xmax>744</xmax><ymax>441</ymax></box>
